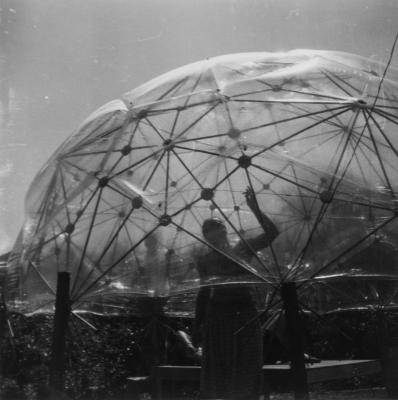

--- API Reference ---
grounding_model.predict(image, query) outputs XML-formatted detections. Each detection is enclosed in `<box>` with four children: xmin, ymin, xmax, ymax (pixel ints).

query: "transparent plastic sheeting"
<box><xmin>5</xmin><ymin>49</ymin><xmax>398</xmax><ymax>316</ymax></box>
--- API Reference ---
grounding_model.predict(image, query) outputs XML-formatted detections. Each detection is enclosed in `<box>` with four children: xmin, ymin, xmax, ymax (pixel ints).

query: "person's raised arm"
<box><xmin>243</xmin><ymin>186</ymin><xmax>279</xmax><ymax>251</ymax></box>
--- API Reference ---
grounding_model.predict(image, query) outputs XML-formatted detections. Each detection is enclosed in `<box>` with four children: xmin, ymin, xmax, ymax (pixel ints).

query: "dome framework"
<box><xmin>5</xmin><ymin>49</ymin><xmax>398</xmax><ymax>315</ymax></box>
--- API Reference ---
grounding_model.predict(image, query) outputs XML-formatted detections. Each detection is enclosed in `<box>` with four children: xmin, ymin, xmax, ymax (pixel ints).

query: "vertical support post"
<box><xmin>50</xmin><ymin>272</ymin><xmax>71</xmax><ymax>392</ymax></box>
<box><xmin>281</xmin><ymin>282</ymin><xmax>309</xmax><ymax>400</ymax></box>
<box><xmin>149</xmin><ymin>298</ymin><xmax>167</xmax><ymax>367</ymax></box>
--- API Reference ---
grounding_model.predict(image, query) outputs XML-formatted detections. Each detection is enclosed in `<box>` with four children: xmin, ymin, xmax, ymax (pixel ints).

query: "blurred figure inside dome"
<box><xmin>144</xmin><ymin>231</ymin><xmax>170</xmax><ymax>297</ymax></box>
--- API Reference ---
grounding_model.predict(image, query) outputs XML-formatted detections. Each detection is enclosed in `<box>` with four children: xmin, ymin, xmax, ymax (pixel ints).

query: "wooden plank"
<box><xmin>152</xmin><ymin>365</ymin><xmax>199</xmax><ymax>380</ymax></box>
<box><xmin>259</xmin><ymin>359</ymin><xmax>382</xmax><ymax>383</ymax></box>
<box><xmin>306</xmin><ymin>360</ymin><xmax>381</xmax><ymax>383</ymax></box>
<box><xmin>149</xmin><ymin>360</ymin><xmax>382</xmax><ymax>399</ymax></box>
<box><xmin>152</xmin><ymin>359</ymin><xmax>380</xmax><ymax>380</ymax></box>
<box><xmin>153</xmin><ymin>360</ymin><xmax>381</xmax><ymax>383</ymax></box>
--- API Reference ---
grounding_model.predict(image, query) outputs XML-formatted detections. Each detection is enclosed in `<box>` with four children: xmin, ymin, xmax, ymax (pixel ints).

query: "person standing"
<box><xmin>194</xmin><ymin>187</ymin><xmax>278</xmax><ymax>400</ymax></box>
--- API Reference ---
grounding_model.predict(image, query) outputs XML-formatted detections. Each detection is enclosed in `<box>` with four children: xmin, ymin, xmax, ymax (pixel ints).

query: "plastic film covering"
<box><xmin>5</xmin><ymin>50</ymin><xmax>398</xmax><ymax>316</ymax></box>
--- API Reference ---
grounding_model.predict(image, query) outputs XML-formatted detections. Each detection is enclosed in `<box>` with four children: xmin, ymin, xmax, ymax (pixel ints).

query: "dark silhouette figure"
<box><xmin>194</xmin><ymin>187</ymin><xmax>278</xmax><ymax>400</ymax></box>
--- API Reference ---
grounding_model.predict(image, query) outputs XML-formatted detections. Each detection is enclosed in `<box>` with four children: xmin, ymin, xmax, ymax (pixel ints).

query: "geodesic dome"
<box><xmin>5</xmin><ymin>49</ymin><xmax>398</xmax><ymax>315</ymax></box>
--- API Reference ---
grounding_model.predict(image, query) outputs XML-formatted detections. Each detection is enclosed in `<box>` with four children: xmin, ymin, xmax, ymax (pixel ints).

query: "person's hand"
<box><xmin>244</xmin><ymin>186</ymin><xmax>258</xmax><ymax>210</ymax></box>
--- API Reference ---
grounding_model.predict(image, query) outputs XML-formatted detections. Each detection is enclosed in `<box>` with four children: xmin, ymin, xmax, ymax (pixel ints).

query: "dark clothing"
<box><xmin>195</xmin><ymin>248</ymin><xmax>264</xmax><ymax>400</ymax></box>
<box><xmin>201</xmin><ymin>296</ymin><xmax>263</xmax><ymax>399</ymax></box>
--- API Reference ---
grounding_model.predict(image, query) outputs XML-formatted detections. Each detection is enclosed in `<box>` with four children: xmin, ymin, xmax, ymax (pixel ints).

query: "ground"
<box><xmin>1</xmin><ymin>306</ymin><xmax>397</xmax><ymax>399</ymax></box>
